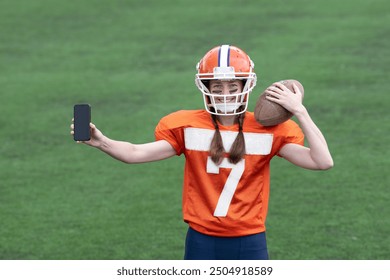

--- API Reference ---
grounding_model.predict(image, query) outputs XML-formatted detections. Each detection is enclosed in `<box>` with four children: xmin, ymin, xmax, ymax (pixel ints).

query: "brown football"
<box><xmin>254</xmin><ymin>79</ymin><xmax>304</xmax><ymax>126</ymax></box>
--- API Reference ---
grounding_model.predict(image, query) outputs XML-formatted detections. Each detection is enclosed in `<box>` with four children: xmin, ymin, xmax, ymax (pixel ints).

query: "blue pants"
<box><xmin>184</xmin><ymin>227</ymin><xmax>269</xmax><ymax>260</ymax></box>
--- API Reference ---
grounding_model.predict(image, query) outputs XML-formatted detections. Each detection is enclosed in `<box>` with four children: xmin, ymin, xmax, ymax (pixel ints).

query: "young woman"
<box><xmin>70</xmin><ymin>45</ymin><xmax>333</xmax><ymax>260</ymax></box>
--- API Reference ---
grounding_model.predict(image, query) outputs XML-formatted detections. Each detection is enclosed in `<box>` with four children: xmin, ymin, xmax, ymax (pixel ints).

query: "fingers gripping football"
<box><xmin>265</xmin><ymin>81</ymin><xmax>304</xmax><ymax>115</ymax></box>
<box><xmin>254</xmin><ymin>79</ymin><xmax>304</xmax><ymax>126</ymax></box>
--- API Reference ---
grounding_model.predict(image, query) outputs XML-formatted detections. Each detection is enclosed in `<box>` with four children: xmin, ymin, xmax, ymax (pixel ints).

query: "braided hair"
<box><xmin>209</xmin><ymin>109</ymin><xmax>246</xmax><ymax>165</ymax></box>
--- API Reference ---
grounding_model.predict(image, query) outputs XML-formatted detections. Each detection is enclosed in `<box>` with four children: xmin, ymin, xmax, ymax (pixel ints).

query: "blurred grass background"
<box><xmin>0</xmin><ymin>0</ymin><xmax>389</xmax><ymax>259</ymax></box>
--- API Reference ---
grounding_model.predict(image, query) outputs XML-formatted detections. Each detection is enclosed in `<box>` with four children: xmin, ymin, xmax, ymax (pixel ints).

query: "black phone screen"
<box><xmin>73</xmin><ymin>104</ymin><xmax>91</xmax><ymax>141</ymax></box>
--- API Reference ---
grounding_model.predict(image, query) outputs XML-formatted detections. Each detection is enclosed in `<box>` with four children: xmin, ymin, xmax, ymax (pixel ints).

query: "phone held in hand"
<box><xmin>73</xmin><ymin>104</ymin><xmax>91</xmax><ymax>141</ymax></box>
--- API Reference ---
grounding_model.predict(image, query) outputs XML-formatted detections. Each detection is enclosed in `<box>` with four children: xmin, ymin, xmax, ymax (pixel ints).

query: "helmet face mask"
<box><xmin>195</xmin><ymin>45</ymin><xmax>257</xmax><ymax>116</ymax></box>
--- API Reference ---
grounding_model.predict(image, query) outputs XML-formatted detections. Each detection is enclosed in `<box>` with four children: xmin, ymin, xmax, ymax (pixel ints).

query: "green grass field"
<box><xmin>0</xmin><ymin>0</ymin><xmax>389</xmax><ymax>260</ymax></box>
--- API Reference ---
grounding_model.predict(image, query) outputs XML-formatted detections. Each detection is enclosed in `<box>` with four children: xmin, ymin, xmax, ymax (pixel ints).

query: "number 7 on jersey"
<box><xmin>207</xmin><ymin>157</ymin><xmax>245</xmax><ymax>217</ymax></box>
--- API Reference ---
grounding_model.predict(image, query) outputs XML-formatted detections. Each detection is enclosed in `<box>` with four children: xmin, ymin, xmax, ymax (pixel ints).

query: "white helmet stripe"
<box><xmin>218</xmin><ymin>45</ymin><xmax>230</xmax><ymax>67</ymax></box>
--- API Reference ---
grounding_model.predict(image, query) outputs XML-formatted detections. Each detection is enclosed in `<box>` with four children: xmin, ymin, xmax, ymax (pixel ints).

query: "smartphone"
<box><xmin>73</xmin><ymin>104</ymin><xmax>91</xmax><ymax>141</ymax></box>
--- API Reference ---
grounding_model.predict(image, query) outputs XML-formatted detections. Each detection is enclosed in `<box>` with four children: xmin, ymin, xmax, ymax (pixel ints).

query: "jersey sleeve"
<box><xmin>154</xmin><ymin>112</ymin><xmax>186</xmax><ymax>156</ymax></box>
<box><xmin>276</xmin><ymin>120</ymin><xmax>305</xmax><ymax>156</ymax></box>
<box><xmin>283</xmin><ymin>120</ymin><xmax>304</xmax><ymax>146</ymax></box>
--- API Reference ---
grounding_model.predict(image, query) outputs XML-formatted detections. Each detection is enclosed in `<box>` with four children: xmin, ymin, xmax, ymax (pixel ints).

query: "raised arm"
<box><xmin>70</xmin><ymin>120</ymin><xmax>177</xmax><ymax>163</ymax></box>
<box><xmin>265</xmin><ymin>82</ymin><xmax>334</xmax><ymax>170</ymax></box>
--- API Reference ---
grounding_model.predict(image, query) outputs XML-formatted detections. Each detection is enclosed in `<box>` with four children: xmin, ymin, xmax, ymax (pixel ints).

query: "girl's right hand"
<box><xmin>70</xmin><ymin>119</ymin><xmax>105</xmax><ymax>148</ymax></box>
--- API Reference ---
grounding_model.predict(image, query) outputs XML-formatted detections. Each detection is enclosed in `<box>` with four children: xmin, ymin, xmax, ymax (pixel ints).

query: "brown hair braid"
<box><xmin>228</xmin><ymin>112</ymin><xmax>246</xmax><ymax>164</ymax></box>
<box><xmin>210</xmin><ymin>114</ymin><xmax>225</xmax><ymax>165</ymax></box>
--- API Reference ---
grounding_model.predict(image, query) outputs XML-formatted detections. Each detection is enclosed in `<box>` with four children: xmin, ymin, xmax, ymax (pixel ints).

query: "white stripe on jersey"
<box><xmin>184</xmin><ymin>127</ymin><xmax>273</xmax><ymax>155</ymax></box>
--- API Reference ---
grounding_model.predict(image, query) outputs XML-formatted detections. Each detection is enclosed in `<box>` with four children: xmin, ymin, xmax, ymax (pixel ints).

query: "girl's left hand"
<box><xmin>264</xmin><ymin>82</ymin><xmax>304</xmax><ymax>115</ymax></box>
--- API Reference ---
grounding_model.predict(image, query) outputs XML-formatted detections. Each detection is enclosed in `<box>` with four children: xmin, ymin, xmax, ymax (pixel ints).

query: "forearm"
<box><xmin>95</xmin><ymin>136</ymin><xmax>177</xmax><ymax>164</ymax></box>
<box><xmin>295</xmin><ymin>106</ymin><xmax>334</xmax><ymax>169</ymax></box>
<box><xmin>97</xmin><ymin>136</ymin><xmax>138</xmax><ymax>163</ymax></box>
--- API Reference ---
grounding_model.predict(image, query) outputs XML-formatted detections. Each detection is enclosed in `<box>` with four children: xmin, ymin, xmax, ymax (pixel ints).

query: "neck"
<box><xmin>217</xmin><ymin>115</ymin><xmax>239</xmax><ymax>126</ymax></box>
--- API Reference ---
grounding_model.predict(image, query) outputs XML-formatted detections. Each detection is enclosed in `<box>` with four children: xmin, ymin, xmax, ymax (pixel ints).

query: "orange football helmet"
<box><xmin>195</xmin><ymin>45</ymin><xmax>257</xmax><ymax>115</ymax></box>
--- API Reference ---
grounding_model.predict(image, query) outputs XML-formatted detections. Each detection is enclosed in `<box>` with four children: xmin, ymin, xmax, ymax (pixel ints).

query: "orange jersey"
<box><xmin>155</xmin><ymin>110</ymin><xmax>304</xmax><ymax>237</ymax></box>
